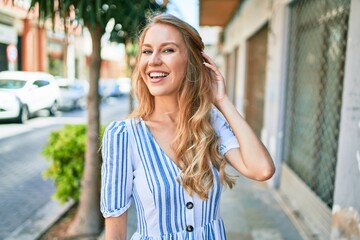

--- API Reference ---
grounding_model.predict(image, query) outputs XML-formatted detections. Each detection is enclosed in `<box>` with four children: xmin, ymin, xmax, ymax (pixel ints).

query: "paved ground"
<box><xmin>98</xmin><ymin>167</ymin><xmax>304</xmax><ymax>240</ymax></box>
<box><xmin>221</xmin><ymin>168</ymin><xmax>303</xmax><ymax>240</ymax></box>
<box><xmin>0</xmin><ymin>125</ymin><xmax>59</xmax><ymax>240</ymax></box>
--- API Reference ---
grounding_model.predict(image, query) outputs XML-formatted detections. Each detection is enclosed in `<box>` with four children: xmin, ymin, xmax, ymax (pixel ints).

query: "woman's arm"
<box><xmin>202</xmin><ymin>52</ymin><xmax>275</xmax><ymax>181</ymax></box>
<box><xmin>104</xmin><ymin>211</ymin><xmax>128</xmax><ymax>240</ymax></box>
<box><xmin>216</xmin><ymin>96</ymin><xmax>275</xmax><ymax>181</ymax></box>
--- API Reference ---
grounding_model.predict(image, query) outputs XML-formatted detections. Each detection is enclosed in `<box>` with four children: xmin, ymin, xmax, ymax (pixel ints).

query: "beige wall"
<box><xmin>222</xmin><ymin>0</ymin><xmax>289</xmax><ymax>186</ymax></box>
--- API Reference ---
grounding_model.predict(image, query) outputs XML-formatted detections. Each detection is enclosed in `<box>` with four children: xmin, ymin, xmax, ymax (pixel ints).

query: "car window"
<box><xmin>0</xmin><ymin>79</ymin><xmax>27</xmax><ymax>89</ymax></box>
<box><xmin>33</xmin><ymin>80</ymin><xmax>50</xmax><ymax>88</ymax></box>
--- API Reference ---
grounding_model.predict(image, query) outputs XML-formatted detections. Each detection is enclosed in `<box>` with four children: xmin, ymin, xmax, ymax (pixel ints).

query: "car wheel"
<box><xmin>49</xmin><ymin>101</ymin><xmax>59</xmax><ymax>116</ymax></box>
<box><xmin>77</xmin><ymin>98</ymin><xmax>87</xmax><ymax>110</ymax></box>
<box><xmin>16</xmin><ymin>105</ymin><xmax>29</xmax><ymax>124</ymax></box>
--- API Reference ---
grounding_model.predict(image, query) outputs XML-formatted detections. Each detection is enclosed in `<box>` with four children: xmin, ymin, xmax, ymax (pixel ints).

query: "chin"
<box><xmin>148</xmin><ymin>89</ymin><xmax>175</xmax><ymax>98</ymax></box>
<box><xmin>149</xmin><ymin>91</ymin><xmax>166</xmax><ymax>97</ymax></box>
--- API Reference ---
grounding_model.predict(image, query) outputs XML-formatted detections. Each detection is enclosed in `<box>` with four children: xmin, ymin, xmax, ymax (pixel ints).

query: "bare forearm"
<box><xmin>105</xmin><ymin>212</ymin><xmax>128</xmax><ymax>240</ymax></box>
<box><xmin>215</xmin><ymin>96</ymin><xmax>275</xmax><ymax>180</ymax></box>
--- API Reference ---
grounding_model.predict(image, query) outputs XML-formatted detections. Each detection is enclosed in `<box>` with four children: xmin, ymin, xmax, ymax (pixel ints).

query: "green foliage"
<box><xmin>29</xmin><ymin>0</ymin><xmax>167</xmax><ymax>43</ymax></box>
<box><xmin>42</xmin><ymin>124</ymin><xmax>104</xmax><ymax>204</ymax></box>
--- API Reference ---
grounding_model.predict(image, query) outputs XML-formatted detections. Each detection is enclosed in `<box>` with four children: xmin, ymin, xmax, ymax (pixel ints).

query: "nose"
<box><xmin>149</xmin><ymin>52</ymin><xmax>162</xmax><ymax>66</ymax></box>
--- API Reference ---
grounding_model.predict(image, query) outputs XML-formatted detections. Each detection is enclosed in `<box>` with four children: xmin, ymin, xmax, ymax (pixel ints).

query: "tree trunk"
<box><xmin>67</xmin><ymin>23</ymin><xmax>103</xmax><ymax>239</ymax></box>
<box><xmin>126</xmin><ymin>42</ymin><xmax>136</xmax><ymax>112</ymax></box>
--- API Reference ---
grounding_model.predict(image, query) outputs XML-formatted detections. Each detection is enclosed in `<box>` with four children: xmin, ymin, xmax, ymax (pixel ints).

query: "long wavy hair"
<box><xmin>131</xmin><ymin>13</ymin><xmax>235</xmax><ymax>199</ymax></box>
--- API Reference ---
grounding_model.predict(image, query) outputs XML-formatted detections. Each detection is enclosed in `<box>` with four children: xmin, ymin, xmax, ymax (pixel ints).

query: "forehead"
<box><xmin>142</xmin><ymin>23</ymin><xmax>185</xmax><ymax>46</ymax></box>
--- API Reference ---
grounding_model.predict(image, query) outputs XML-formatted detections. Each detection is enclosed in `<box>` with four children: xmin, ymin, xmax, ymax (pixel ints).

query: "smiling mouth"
<box><xmin>149</xmin><ymin>72</ymin><xmax>169</xmax><ymax>79</ymax></box>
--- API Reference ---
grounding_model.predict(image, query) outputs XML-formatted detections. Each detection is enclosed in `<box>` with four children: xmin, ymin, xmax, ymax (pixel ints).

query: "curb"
<box><xmin>5</xmin><ymin>200</ymin><xmax>75</xmax><ymax>240</ymax></box>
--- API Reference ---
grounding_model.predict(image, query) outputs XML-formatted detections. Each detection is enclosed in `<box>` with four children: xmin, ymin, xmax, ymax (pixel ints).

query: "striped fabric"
<box><xmin>101</xmin><ymin>108</ymin><xmax>240</xmax><ymax>240</ymax></box>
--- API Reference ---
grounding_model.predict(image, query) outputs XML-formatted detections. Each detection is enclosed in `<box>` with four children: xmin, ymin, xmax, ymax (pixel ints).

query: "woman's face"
<box><xmin>139</xmin><ymin>23</ymin><xmax>188</xmax><ymax>98</ymax></box>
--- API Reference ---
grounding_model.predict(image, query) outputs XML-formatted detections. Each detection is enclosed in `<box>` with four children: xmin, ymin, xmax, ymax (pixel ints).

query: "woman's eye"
<box><xmin>163</xmin><ymin>48</ymin><xmax>175</xmax><ymax>53</ymax></box>
<box><xmin>142</xmin><ymin>49</ymin><xmax>152</xmax><ymax>54</ymax></box>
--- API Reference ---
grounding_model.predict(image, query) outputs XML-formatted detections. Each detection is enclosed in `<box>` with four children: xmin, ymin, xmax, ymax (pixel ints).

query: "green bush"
<box><xmin>42</xmin><ymin>124</ymin><xmax>104</xmax><ymax>204</ymax></box>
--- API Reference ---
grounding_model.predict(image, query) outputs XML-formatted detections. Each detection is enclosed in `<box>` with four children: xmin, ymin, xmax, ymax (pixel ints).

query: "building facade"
<box><xmin>0</xmin><ymin>0</ymin><xmax>125</xmax><ymax>80</ymax></box>
<box><xmin>0</xmin><ymin>0</ymin><xmax>70</xmax><ymax>75</ymax></box>
<box><xmin>1</xmin><ymin>0</ymin><xmax>32</xmax><ymax>71</ymax></box>
<box><xmin>200</xmin><ymin>0</ymin><xmax>360</xmax><ymax>239</ymax></box>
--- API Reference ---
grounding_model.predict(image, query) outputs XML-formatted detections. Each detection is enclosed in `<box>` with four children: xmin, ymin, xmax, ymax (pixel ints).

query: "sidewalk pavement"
<box><xmin>98</xmin><ymin>167</ymin><xmax>306</xmax><ymax>240</ymax></box>
<box><xmin>4</xmin><ymin>200</ymin><xmax>74</xmax><ymax>240</ymax></box>
<box><xmin>220</xmin><ymin>168</ymin><xmax>304</xmax><ymax>240</ymax></box>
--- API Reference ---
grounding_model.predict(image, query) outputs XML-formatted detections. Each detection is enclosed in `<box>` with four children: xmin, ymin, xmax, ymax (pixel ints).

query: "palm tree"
<box><xmin>29</xmin><ymin>0</ymin><xmax>166</xmax><ymax>237</ymax></box>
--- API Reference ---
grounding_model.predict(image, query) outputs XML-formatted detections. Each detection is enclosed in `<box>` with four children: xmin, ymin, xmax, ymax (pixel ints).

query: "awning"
<box><xmin>199</xmin><ymin>0</ymin><xmax>241</xmax><ymax>26</ymax></box>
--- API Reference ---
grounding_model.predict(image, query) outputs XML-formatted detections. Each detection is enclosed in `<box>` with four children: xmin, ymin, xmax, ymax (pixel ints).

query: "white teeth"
<box><xmin>149</xmin><ymin>72</ymin><xmax>168</xmax><ymax>78</ymax></box>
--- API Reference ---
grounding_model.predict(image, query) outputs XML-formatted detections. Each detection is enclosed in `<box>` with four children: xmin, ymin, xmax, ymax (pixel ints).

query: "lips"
<box><xmin>148</xmin><ymin>71</ymin><xmax>169</xmax><ymax>83</ymax></box>
<box><xmin>149</xmin><ymin>72</ymin><xmax>168</xmax><ymax>78</ymax></box>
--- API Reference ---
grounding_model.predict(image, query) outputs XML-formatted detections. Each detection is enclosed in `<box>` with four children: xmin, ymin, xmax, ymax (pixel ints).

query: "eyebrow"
<box><xmin>142</xmin><ymin>42</ymin><xmax>180</xmax><ymax>48</ymax></box>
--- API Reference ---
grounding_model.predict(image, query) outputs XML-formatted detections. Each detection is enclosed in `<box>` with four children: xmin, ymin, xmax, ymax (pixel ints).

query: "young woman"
<box><xmin>101</xmin><ymin>13</ymin><xmax>275</xmax><ymax>240</ymax></box>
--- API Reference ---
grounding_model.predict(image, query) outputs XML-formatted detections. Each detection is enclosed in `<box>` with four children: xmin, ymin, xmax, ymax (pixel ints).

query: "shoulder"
<box><xmin>211</xmin><ymin>107</ymin><xmax>221</xmax><ymax>119</ymax></box>
<box><xmin>210</xmin><ymin>107</ymin><xmax>225</xmax><ymax>125</ymax></box>
<box><xmin>103</xmin><ymin>118</ymin><xmax>142</xmax><ymax>138</ymax></box>
<box><xmin>210</xmin><ymin>107</ymin><xmax>232</xmax><ymax>133</ymax></box>
<box><xmin>103</xmin><ymin>119</ymin><xmax>135</xmax><ymax>138</ymax></box>
<box><xmin>104</xmin><ymin>120</ymin><xmax>127</xmax><ymax>135</ymax></box>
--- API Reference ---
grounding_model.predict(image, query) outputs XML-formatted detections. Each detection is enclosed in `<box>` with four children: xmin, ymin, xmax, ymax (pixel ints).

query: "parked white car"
<box><xmin>0</xmin><ymin>71</ymin><xmax>60</xmax><ymax>123</ymax></box>
<box><xmin>99</xmin><ymin>77</ymin><xmax>131</xmax><ymax>99</ymax></box>
<box><xmin>57</xmin><ymin>79</ymin><xmax>89</xmax><ymax>111</ymax></box>
<box><xmin>118</xmin><ymin>77</ymin><xmax>131</xmax><ymax>96</ymax></box>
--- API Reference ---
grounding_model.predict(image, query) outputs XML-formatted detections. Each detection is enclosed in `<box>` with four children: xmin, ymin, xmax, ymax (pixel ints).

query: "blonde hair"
<box><xmin>131</xmin><ymin>13</ymin><xmax>235</xmax><ymax>199</ymax></box>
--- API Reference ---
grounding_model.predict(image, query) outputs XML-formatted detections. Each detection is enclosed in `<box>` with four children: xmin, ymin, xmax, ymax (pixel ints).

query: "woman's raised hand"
<box><xmin>202</xmin><ymin>52</ymin><xmax>227</xmax><ymax>106</ymax></box>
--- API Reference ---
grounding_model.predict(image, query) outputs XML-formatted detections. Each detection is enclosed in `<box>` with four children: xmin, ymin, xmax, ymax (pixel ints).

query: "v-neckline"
<box><xmin>140</xmin><ymin>119</ymin><xmax>181</xmax><ymax>171</ymax></box>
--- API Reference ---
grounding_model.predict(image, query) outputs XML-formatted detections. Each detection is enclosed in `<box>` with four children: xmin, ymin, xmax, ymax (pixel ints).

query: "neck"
<box><xmin>151</xmin><ymin>96</ymin><xmax>179</xmax><ymax>122</ymax></box>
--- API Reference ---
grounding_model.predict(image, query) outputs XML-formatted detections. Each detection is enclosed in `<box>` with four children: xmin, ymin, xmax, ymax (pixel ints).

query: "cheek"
<box><xmin>139</xmin><ymin>59</ymin><xmax>148</xmax><ymax>77</ymax></box>
<box><xmin>177</xmin><ymin>58</ymin><xmax>188</xmax><ymax>77</ymax></box>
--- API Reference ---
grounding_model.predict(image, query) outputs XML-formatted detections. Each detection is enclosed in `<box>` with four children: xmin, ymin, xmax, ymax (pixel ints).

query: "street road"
<box><xmin>0</xmin><ymin>96</ymin><xmax>130</xmax><ymax>239</ymax></box>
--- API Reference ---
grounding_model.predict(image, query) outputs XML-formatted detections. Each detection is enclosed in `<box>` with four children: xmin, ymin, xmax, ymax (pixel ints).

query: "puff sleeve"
<box><xmin>100</xmin><ymin>121</ymin><xmax>133</xmax><ymax>218</ymax></box>
<box><xmin>211</xmin><ymin>108</ymin><xmax>240</xmax><ymax>156</ymax></box>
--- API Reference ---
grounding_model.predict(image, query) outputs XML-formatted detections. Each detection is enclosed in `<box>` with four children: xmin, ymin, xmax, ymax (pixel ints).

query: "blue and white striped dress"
<box><xmin>101</xmin><ymin>108</ymin><xmax>240</xmax><ymax>240</ymax></box>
